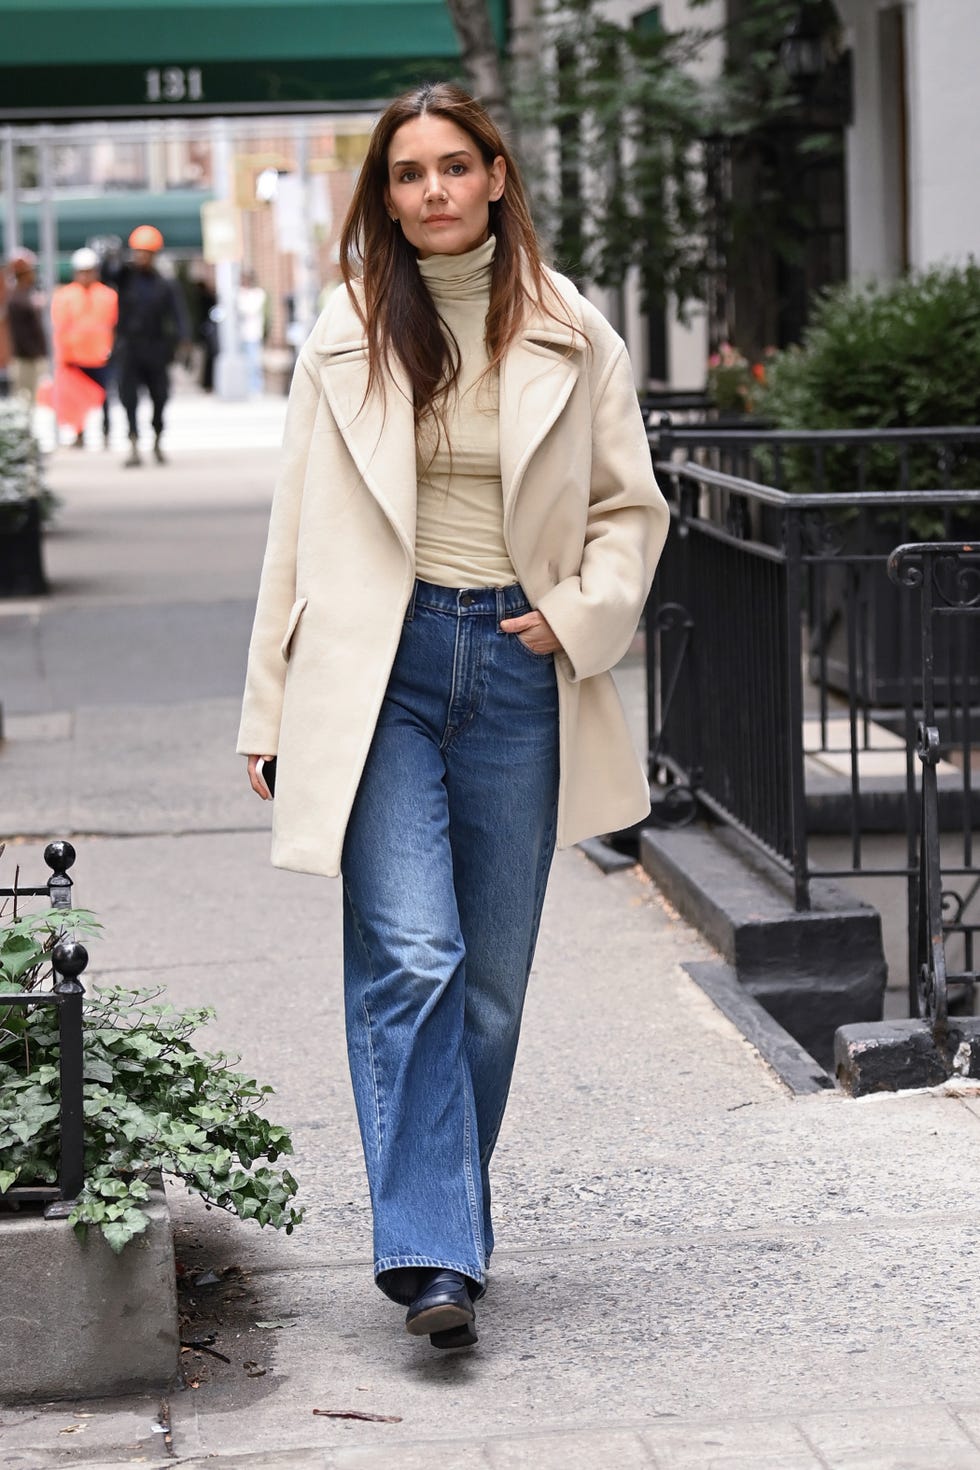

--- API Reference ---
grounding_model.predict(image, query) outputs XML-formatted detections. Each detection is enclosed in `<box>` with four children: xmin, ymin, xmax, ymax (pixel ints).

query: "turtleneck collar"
<box><xmin>417</xmin><ymin>234</ymin><xmax>495</xmax><ymax>303</ymax></box>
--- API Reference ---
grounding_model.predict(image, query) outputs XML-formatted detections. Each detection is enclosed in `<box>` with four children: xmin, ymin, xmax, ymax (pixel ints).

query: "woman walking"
<box><xmin>239</xmin><ymin>82</ymin><xmax>669</xmax><ymax>1350</ymax></box>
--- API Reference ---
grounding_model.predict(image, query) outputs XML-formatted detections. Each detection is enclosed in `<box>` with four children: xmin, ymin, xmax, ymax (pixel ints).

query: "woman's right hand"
<box><xmin>247</xmin><ymin>754</ymin><xmax>275</xmax><ymax>800</ymax></box>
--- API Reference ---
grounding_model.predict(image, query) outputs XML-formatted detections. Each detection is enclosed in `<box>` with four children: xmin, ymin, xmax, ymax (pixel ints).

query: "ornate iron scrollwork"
<box><xmin>648</xmin><ymin>600</ymin><xmax>698</xmax><ymax>829</ymax></box>
<box><xmin>802</xmin><ymin>509</ymin><xmax>848</xmax><ymax>557</ymax></box>
<box><xmin>894</xmin><ymin>542</ymin><xmax>980</xmax><ymax>1033</ymax></box>
<box><xmin>888</xmin><ymin>542</ymin><xmax>980</xmax><ymax>602</ymax></box>
<box><xmin>933</xmin><ymin>551</ymin><xmax>980</xmax><ymax>609</ymax></box>
<box><xmin>647</xmin><ymin>781</ymin><xmax>698</xmax><ymax>828</ymax></box>
<box><xmin>914</xmin><ymin>721</ymin><xmax>949</xmax><ymax>1029</ymax></box>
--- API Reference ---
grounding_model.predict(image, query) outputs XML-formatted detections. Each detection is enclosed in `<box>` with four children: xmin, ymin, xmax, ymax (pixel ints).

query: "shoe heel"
<box><xmin>430</xmin><ymin>1322</ymin><xmax>478</xmax><ymax>1350</ymax></box>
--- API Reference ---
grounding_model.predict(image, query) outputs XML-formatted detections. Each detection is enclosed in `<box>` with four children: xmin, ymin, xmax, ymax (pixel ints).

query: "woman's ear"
<box><xmin>489</xmin><ymin>156</ymin><xmax>506</xmax><ymax>203</ymax></box>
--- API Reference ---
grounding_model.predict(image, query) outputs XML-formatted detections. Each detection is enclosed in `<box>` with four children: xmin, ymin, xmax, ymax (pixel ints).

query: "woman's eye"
<box><xmin>398</xmin><ymin>170</ymin><xmax>419</xmax><ymax>183</ymax></box>
<box><xmin>447</xmin><ymin>163</ymin><xmax>467</xmax><ymax>176</ymax></box>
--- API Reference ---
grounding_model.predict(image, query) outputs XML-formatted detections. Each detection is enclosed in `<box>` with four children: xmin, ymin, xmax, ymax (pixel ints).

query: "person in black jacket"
<box><xmin>7</xmin><ymin>251</ymin><xmax>48</xmax><ymax>414</ymax></box>
<box><xmin>113</xmin><ymin>225</ymin><xmax>189</xmax><ymax>466</ymax></box>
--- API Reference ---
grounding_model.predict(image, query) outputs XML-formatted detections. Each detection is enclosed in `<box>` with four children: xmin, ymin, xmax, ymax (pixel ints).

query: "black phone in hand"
<box><xmin>262</xmin><ymin>757</ymin><xmax>277</xmax><ymax>797</ymax></box>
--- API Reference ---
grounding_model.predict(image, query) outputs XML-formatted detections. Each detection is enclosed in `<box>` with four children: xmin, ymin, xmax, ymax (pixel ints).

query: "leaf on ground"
<box><xmin>313</xmin><ymin>1409</ymin><xmax>403</xmax><ymax>1424</ymax></box>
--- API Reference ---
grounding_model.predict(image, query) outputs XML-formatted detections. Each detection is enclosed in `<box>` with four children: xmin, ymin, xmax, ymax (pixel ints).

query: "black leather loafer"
<box><xmin>405</xmin><ymin>1269</ymin><xmax>475</xmax><ymax>1337</ymax></box>
<box><xmin>430</xmin><ymin>1321</ymin><xmax>478</xmax><ymax>1350</ymax></box>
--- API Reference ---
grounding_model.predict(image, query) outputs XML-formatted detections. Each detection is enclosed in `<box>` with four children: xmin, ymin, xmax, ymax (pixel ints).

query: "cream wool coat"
<box><xmin>237</xmin><ymin>268</ymin><xmax>670</xmax><ymax>878</ymax></box>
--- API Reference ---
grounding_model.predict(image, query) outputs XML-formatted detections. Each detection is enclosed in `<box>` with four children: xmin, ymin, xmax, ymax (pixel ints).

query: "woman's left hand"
<box><xmin>499</xmin><ymin>610</ymin><xmax>564</xmax><ymax>655</ymax></box>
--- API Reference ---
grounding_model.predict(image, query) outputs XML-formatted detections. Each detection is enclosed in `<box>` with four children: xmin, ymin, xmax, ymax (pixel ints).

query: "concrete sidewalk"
<box><xmin>4</xmin><ymin>397</ymin><xmax>980</xmax><ymax>1468</ymax></box>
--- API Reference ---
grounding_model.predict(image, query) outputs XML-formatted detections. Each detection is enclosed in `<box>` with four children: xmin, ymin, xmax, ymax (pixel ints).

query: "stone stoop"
<box><xmin>0</xmin><ymin>1182</ymin><xmax>178</xmax><ymax>1404</ymax></box>
<box><xmin>835</xmin><ymin>1017</ymin><xmax>980</xmax><ymax>1096</ymax></box>
<box><xmin>640</xmin><ymin>823</ymin><xmax>887</xmax><ymax>1072</ymax></box>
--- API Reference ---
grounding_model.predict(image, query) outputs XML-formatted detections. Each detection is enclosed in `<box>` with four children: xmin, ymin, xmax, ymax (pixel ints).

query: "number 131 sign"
<box><xmin>145</xmin><ymin>68</ymin><xmax>204</xmax><ymax>103</ymax></box>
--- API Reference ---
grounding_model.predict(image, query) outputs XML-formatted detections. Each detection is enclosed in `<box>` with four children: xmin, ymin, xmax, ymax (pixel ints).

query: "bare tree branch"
<box><xmin>444</xmin><ymin>0</ymin><xmax>514</xmax><ymax>137</ymax></box>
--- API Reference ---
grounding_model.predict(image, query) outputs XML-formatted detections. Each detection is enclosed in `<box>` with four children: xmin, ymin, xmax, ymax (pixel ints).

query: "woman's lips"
<box><xmin>424</xmin><ymin>215</ymin><xmax>457</xmax><ymax>224</ymax></box>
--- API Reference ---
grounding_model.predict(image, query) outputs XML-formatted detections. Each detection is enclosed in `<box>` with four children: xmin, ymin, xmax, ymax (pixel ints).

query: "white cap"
<box><xmin>71</xmin><ymin>247</ymin><xmax>99</xmax><ymax>271</ymax></box>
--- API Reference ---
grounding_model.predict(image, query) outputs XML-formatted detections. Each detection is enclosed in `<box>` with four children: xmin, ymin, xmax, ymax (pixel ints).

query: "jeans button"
<box><xmin>459</xmin><ymin>593</ymin><xmax>475</xmax><ymax>607</ymax></box>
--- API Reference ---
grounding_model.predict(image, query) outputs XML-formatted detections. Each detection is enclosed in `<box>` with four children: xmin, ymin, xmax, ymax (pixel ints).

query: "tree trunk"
<box><xmin>444</xmin><ymin>0</ymin><xmax>514</xmax><ymax>138</ymax></box>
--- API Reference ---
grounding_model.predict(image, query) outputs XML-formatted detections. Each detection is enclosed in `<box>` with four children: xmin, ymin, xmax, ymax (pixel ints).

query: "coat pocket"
<box><xmin>279</xmin><ymin>597</ymin><xmax>309</xmax><ymax>662</ymax></box>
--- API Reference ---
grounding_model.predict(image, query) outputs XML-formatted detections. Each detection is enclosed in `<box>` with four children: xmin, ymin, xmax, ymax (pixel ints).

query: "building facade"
<box><xmin>572</xmin><ymin>0</ymin><xmax>979</xmax><ymax>387</ymax></box>
<box><xmin>839</xmin><ymin>0</ymin><xmax>979</xmax><ymax>285</ymax></box>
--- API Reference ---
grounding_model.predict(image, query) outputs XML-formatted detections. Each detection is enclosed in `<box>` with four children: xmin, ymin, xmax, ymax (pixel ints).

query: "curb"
<box><xmin>639</xmin><ymin>823</ymin><xmax>887</xmax><ymax>1070</ymax></box>
<box><xmin>685</xmin><ymin>961</ymin><xmax>835</xmax><ymax>1095</ymax></box>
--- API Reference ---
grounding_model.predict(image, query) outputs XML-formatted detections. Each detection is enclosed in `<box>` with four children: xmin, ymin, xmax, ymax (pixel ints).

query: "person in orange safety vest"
<box><xmin>51</xmin><ymin>247</ymin><xmax>118</xmax><ymax>447</ymax></box>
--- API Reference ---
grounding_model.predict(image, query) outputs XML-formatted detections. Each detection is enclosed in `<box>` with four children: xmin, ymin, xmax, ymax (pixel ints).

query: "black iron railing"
<box><xmin>639</xmin><ymin>390</ymin><xmax>713</xmax><ymax>423</ymax></box>
<box><xmin>652</xmin><ymin>418</ymin><xmax>980</xmax><ymax>498</ymax></box>
<box><xmin>645</xmin><ymin>440</ymin><xmax>980</xmax><ymax>1002</ymax></box>
<box><xmin>887</xmin><ymin>544</ymin><xmax>980</xmax><ymax>1030</ymax></box>
<box><xmin>0</xmin><ymin>841</ymin><xmax>88</xmax><ymax>1216</ymax></box>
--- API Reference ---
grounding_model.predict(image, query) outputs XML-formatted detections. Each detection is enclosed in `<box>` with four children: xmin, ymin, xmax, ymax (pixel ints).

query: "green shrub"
<box><xmin>758</xmin><ymin>263</ymin><xmax>980</xmax><ymax>510</ymax></box>
<box><xmin>763</xmin><ymin>262</ymin><xmax>980</xmax><ymax>430</ymax></box>
<box><xmin>0</xmin><ymin>399</ymin><xmax>55</xmax><ymax>528</ymax></box>
<box><xmin>0</xmin><ymin>905</ymin><xmax>303</xmax><ymax>1252</ymax></box>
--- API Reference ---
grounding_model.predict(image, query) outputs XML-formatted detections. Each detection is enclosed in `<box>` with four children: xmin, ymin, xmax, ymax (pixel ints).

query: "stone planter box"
<box><xmin>0</xmin><ymin>1178</ymin><xmax>178</xmax><ymax>1403</ymax></box>
<box><xmin>0</xmin><ymin>497</ymin><xmax>47</xmax><ymax>598</ymax></box>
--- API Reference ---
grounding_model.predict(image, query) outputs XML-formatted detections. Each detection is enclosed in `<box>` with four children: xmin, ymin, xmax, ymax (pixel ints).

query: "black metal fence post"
<box><xmin>886</xmin><ymin>542</ymin><xmax>980</xmax><ymax>1032</ymax></box>
<box><xmin>44</xmin><ymin>840</ymin><xmax>76</xmax><ymax>911</ymax></box>
<box><xmin>0</xmin><ymin>840</ymin><xmax>88</xmax><ymax>1213</ymax></box>
<box><xmin>783</xmin><ymin>505</ymin><xmax>810</xmax><ymax>911</ymax></box>
<box><xmin>47</xmin><ymin>937</ymin><xmax>89</xmax><ymax>1215</ymax></box>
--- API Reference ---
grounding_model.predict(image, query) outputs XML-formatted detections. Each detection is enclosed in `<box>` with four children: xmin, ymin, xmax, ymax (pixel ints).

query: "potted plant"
<box><xmin>706</xmin><ymin>343</ymin><xmax>769</xmax><ymax>418</ymax></box>
<box><xmin>0</xmin><ymin>398</ymin><xmax>48</xmax><ymax>597</ymax></box>
<box><xmin>0</xmin><ymin>901</ymin><xmax>303</xmax><ymax>1252</ymax></box>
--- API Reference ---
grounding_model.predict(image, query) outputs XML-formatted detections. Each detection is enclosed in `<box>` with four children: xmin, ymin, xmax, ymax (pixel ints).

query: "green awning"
<box><xmin>0</xmin><ymin>1</ymin><xmax>507</xmax><ymax>119</ymax></box>
<box><xmin>16</xmin><ymin>190</ymin><xmax>213</xmax><ymax>255</ymax></box>
<box><xmin>2</xmin><ymin>0</ymin><xmax>492</xmax><ymax>65</ymax></box>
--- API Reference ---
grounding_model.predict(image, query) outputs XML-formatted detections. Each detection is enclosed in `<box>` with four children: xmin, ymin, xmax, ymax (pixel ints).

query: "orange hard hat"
<box><xmin>128</xmin><ymin>225</ymin><xmax>164</xmax><ymax>252</ymax></box>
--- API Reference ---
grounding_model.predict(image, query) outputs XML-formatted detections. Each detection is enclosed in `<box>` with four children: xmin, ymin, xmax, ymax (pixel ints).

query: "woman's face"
<box><xmin>385</xmin><ymin>113</ymin><xmax>505</xmax><ymax>259</ymax></box>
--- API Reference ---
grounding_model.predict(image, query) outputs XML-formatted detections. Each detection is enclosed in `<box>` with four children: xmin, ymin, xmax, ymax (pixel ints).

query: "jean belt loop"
<box><xmin>404</xmin><ymin>580</ymin><xmax>418</xmax><ymax>623</ymax></box>
<box><xmin>496</xmin><ymin>586</ymin><xmax>507</xmax><ymax>624</ymax></box>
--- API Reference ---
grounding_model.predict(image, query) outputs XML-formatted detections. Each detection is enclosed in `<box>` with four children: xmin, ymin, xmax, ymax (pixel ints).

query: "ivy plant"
<box><xmin>0</xmin><ymin>905</ymin><xmax>303</xmax><ymax>1253</ymax></box>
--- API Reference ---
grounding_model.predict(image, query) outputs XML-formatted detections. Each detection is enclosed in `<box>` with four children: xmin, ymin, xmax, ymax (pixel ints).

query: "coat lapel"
<box><xmin>317</xmin><ymin>340</ymin><xmax>417</xmax><ymax>565</ymax></box>
<box><xmin>499</xmin><ymin>326</ymin><xmax>582</xmax><ymax>532</ymax></box>
<box><xmin>313</xmin><ymin>289</ymin><xmax>583</xmax><ymax>559</ymax></box>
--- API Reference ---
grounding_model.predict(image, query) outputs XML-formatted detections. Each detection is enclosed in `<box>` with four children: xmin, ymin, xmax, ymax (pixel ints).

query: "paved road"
<box><xmin>4</xmin><ymin>394</ymin><xmax>980</xmax><ymax>1468</ymax></box>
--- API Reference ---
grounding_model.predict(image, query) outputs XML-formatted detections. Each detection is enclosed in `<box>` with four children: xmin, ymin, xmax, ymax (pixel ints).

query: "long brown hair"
<box><xmin>339</xmin><ymin>82</ymin><xmax>570</xmax><ymax>424</ymax></box>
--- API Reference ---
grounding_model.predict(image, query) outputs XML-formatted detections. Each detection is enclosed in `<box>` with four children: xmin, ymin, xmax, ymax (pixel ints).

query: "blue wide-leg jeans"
<box><xmin>341</xmin><ymin>579</ymin><xmax>559</xmax><ymax>1303</ymax></box>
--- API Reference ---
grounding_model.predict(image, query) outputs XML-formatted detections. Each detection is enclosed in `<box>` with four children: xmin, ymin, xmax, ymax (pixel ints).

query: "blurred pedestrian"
<box><xmin>188</xmin><ymin>264</ymin><xmax>218</xmax><ymax>392</ymax></box>
<box><xmin>50</xmin><ymin>247</ymin><xmax>118</xmax><ymax>448</ymax></box>
<box><xmin>7</xmin><ymin>251</ymin><xmax>47</xmax><ymax>414</ymax></box>
<box><xmin>114</xmin><ymin>225</ymin><xmax>189</xmax><ymax>466</ymax></box>
<box><xmin>0</xmin><ymin>266</ymin><xmax>10</xmax><ymax>397</ymax></box>
<box><xmin>237</xmin><ymin>270</ymin><xmax>267</xmax><ymax>395</ymax></box>
<box><xmin>239</xmin><ymin>83</ymin><xmax>668</xmax><ymax>1350</ymax></box>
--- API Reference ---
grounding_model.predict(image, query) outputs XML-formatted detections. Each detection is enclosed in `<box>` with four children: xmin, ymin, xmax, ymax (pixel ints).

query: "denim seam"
<box><xmin>479</xmin><ymin>800</ymin><xmax>558</xmax><ymax>1169</ymax></box>
<box><xmin>510</xmin><ymin>633</ymin><xmax>556</xmax><ymax>663</ymax></box>
<box><xmin>375</xmin><ymin>1253</ymin><xmax>482</xmax><ymax>1278</ymax></box>
<box><xmin>441</xmin><ymin>606</ymin><xmax>465</xmax><ymax>750</ymax></box>
<box><xmin>343</xmin><ymin>883</ymin><xmax>385</xmax><ymax>1164</ymax></box>
<box><xmin>461</xmin><ymin>1058</ymin><xmax>486</xmax><ymax>1272</ymax></box>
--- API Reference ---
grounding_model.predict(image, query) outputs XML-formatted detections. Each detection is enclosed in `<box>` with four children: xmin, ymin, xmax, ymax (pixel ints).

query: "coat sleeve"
<box><xmin>534</xmin><ymin>339</ymin><xmax>669</xmax><ymax>683</ymax></box>
<box><xmin>236</xmin><ymin>351</ymin><xmax>320</xmax><ymax>756</ymax></box>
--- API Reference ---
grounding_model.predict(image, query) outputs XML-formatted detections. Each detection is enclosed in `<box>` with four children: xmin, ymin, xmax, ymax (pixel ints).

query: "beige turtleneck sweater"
<box><xmin>414</xmin><ymin>235</ymin><xmax>517</xmax><ymax>588</ymax></box>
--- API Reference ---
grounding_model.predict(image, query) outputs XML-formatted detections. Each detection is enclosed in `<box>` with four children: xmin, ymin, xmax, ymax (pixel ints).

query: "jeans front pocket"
<box><xmin>509</xmin><ymin>632</ymin><xmax>555</xmax><ymax>663</ymax></box>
